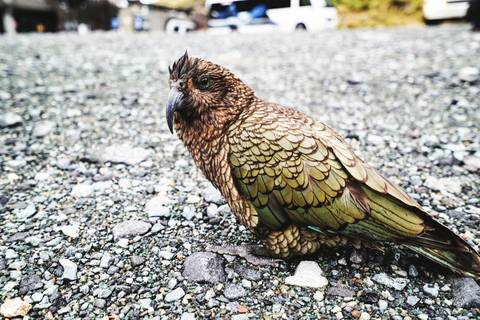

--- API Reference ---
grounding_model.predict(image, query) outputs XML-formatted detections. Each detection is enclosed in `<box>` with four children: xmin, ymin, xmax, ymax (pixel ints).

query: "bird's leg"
<box><xmin>205</xmin><ymin>244</ymin><xmax>284</xmax><ymax>267</ymax></box>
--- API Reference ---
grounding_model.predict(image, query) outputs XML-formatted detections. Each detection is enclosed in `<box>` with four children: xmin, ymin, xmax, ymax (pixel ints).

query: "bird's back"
<box><xmin>226</xmin><ymin>99</ymin><xmax>480</xmax><ymax>278</ymax></box>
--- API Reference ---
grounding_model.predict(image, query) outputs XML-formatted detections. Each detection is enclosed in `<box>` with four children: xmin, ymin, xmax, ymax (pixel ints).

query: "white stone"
<box><xmin>31</xmin><ymin>292</ymin><xmax>44</xmax><ymax>302</ymax></box>
<box><xmin>424</xmin><ymin>176</ymin><xmax>462</xmax><ymax>195</ymax></box>
<box><xmin>0</xmin><ymin>112</ymin><xmax>22</xmax><ymax>127</ymax></box>
<box><xmin>458</xmin><ymin>66</ymin><xmax>479</xmax><ymax>82</ymax></box>
<box><xmin>32</xmin><ymin>121</ymin><xmax>56</xmax><ymax>137</ymax></box>
<box><xmin>117</xmin><ymin>238</ymin><xmax>129</xmax><ymax>248</ymax></box>
<box><xmin>371</xmin><ymin>273</ymin><xmax>409</xmax><ymax>291</ymax></box>
<box><xmin>157</xmin><ymin>251</ymin><xmax>174</xmax><ymax>260</ymax></box>
<box><xmin>59</xmin><ymin>259</ymin><xmax>77</xmax><ymax>280</ymax></box>
<box><xmin>34</xmin><ymin>172</ymin><xmax>51</xmax><ymax>181</ymax></box>
<box><xmin>313</xmin><ymin>291</ymin><xmax>324</xmax><ymax>302</ymax></box>
<box><xmin>61</xmin><ymin>224</ymin><xmax>79</xmax><ymax>238</ymax></box>
<box><xmin>181</xmin><ymin>313</ymin><xmax>196</xmax><ymax>320</ymax></box>
<box><xmin>0</xmin><ymin>297</ymin><xmax>32</xmax><ymax>318</ymax></box>
<box><xmin>331</xmin><ymin>306</ymin><xmax>342</xmax><ymax>313</ymax></box>
<box><xmin>359</xmin><ymin>312</ymin><xmax>371</xmax><ymax>320</ymax></box>
<box><xmin>17</xmin><ymin>204</ymin><xmax>36</xmax><ymax>220</ymax></box>
<box><xmin>284</xmin><ymin>261</ymin><xmax>328</xmax><ymax>289</ymax></box>
<box><xmin>5</xmin><ymin>249</ymin><xmax>19</xmax><ymax>259</ymax></box>
<box><xmin>186</xmin><ymin>195</ymin><xmax>201</xmax><ymax>204</ymax></box>
<box><xmin>174</xmin><ymin>158</ymin><xmax>189</xmax><ymax>168</ymax></box>
<box><xmin>71</xmin><ymin>184</ymin><xmax>93</xmax><ymax>198</ymax></box>
<box><xmin>43</xmin><ymin>285</ymin><xmax>58</xmax><ymax>296</ymax></box>
<box><xmin>7</xmin><ymin>173</ymin><xmax>20</xmax><ymax>181</ymax></box>
<box><xmin>146</xmin><ymin>197</ymin><xmax>171</xmax><ymax>217</ymax></box>
<box><xmin>100</xmin><ymin>252</ymin><xmax>112</xmax><ymax>268</ymax></box>
<box><xmin>165</xmin><ymin>288</ymin><xmax>185</xmax><ymax>302</ymax></box>
<box><xmin>118</xmin><ymin>178</ymin><xmax>132</xmax><ymax>189</ymax></box>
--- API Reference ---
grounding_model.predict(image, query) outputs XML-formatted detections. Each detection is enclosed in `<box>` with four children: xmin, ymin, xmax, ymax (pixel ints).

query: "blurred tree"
<box><xmin>331</xmin><ymin>0</ymin><xmax>372</xmax><ymax>10</ymax></box>
<box><xmin>331</xmin><ymin>0</ymin><xmax>422</xmax><ymax>12</ymax></box>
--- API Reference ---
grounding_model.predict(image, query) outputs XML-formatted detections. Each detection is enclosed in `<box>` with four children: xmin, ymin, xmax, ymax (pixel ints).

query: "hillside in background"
<box><xmin>331</xmin><ymin>0</ymin><xmax>426</xmax><ymax>28</ymax></box>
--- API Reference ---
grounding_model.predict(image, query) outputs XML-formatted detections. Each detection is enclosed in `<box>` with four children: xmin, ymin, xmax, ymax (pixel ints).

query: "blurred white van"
<box><xmin>267</xmin><ymin>0</ymin><xmax>338</xmax><ymax>32</ymax></box>
<box><xmin>205</xmin><ymin>0</ymin><xmax>338</xmax><ymax>33</ymax></box>
<box><xmin>423</xmin><ymin>0</ymin><xmax>471</xmax><ymax>22</ymax></box>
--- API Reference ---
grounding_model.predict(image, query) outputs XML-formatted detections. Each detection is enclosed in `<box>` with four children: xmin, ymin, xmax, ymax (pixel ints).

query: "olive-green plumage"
<box><xmin>166</xmin><ymin>52</ymin><xmax>480</xmax><ymax>278</ymax></box>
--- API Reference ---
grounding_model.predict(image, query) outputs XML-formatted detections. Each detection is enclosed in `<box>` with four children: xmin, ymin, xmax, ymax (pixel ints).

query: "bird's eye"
<box><xmin>199</xmin><ymin>76</ymin><xmax>209</xmax><ymax>87</ymax></box>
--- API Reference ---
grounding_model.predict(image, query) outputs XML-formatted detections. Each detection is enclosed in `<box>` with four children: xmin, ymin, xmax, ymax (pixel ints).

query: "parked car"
<box><xmin>165</xmin><ymin>18</ymin><xmax>197</xmax><ymax>34</ymax></box>
<box><xmin>267</xmin><ymin>0</ymin><xmax>338</xmax><ymax>32</ymax></box>
<box><xmin>205</xmin><ymin>0</ymin><xmax>338</xmax><ymax>33</ymax></box>
<box><xmin>423</xmin><ymin>0</ymin><xmax>471</xmax><ymax>23</ymax></box>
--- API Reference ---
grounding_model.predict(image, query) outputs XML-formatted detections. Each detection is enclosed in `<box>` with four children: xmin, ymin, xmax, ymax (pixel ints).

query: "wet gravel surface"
<box><xmin>1</xmin><ymin>24</ymin><xmax>480</xmax><ymax>319</ymax></box>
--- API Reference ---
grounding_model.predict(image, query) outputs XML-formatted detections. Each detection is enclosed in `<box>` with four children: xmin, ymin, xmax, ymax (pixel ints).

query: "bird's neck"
<box><xmin>174</xmin><ymin>114</ymin><xmax>229</xmax><ymax>181</ymax></box>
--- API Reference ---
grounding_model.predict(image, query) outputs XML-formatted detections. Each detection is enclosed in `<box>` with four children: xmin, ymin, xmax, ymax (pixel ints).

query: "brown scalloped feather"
<box><xmin>168</xmin><ymin>55</ymin><xmax>480</xmax><ymax>278</ymax></box>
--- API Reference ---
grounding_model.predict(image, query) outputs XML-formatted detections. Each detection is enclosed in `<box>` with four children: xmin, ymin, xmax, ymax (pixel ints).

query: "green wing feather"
<box><xmin>227</xmin><ymin>101</ymin><xmax>480</xmax><ymax>278</ymax></box>
<box><xmin>228</xmin><ymin>102</ymin><xmax>425</xmax><ymax>241</ymax></box>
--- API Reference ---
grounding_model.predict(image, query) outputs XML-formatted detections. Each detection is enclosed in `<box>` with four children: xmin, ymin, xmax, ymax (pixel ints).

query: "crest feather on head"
<box><xmin>169</xmin><ymin>51</ymin><xmax>199</xmax><ymax>79</ymax></box>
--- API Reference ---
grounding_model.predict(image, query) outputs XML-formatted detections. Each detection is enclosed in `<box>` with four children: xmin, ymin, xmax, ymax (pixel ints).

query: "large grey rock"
<box><xmin>112</xmin><ymin>220</ymin><xmax>151</xmax><ymax>241</ymax></box>
<box><xmin>18</xmin><ymin>274</ymin><xmax>43</xmax><ymax>295</ymax></box>
<box><xmin>452</xmin><ymin>278</ymin><xmax>480</xmax><ymax>308</ymax></box>
<box><xmin>182</xmin><ymin>252</ymin><xmax>226</xmax><ymax>284</ymax></box>
<box><xmin>94</xmin><ymin>145</ymin><xmax>151</xmax><ymax>165</ymax></box>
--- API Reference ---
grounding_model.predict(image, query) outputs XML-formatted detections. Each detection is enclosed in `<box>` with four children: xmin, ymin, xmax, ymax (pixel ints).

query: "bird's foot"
<box><xmin>205</xmin><ymin>244</ymin><xmax>284</xmax><ymax>267</ymax></box>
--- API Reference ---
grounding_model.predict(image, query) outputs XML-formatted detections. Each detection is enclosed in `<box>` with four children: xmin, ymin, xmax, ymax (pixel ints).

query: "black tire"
<box><xmin>423</xmin><ymin>18</ymin><xmax>441</xmax><ymax>26</ymax></box>
<box><xmin>295</xmin><ymin>23</ymin><xmax>306</xmax><ymax>31</ymax></box>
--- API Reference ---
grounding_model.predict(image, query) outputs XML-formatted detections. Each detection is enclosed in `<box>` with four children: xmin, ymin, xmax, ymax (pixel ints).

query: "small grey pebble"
<box><xmin>130</xmin><ymin>256</ymin><xmax>146</xmax><ymax>267</ymax></box>
<box><xmin>94</xmin><ymin>298</ymin><xmax>106</xmax><ymax>308</ymax></box>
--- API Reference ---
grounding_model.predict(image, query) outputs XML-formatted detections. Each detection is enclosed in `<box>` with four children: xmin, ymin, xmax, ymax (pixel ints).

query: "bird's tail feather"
<box><xmin>402</xmin><ymin>215</ymin><xmax>480</xmax><ymax>279</ymax></box>
<box><xmin>404</xmin><ymin>244</ymin><xmax>480</xmax><ymax>279</ymax></box>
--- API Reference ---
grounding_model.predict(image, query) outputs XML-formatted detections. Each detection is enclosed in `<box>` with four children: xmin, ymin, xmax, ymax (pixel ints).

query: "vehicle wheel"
<box><xmin>295</xmin><ymin>23</ymin><xmax>306</xmax><ymax>31</ymax></box>
<box><xmin>423</xmin><ymin>18</ymin><xmax>441</xmax><ymax>26</ymax></box>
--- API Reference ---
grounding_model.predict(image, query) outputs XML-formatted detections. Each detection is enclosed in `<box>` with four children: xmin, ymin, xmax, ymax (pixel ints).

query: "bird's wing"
<box><xmin>227</xmin><ymin>102</ymin><xmax>425</xmax><ymax>241</ymax></box>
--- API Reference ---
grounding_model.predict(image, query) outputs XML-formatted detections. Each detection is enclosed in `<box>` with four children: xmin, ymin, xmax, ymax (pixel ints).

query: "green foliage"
<box><xmin>332</xmin><ymin>0</ymin><xmax>423</xmax><ymax>12</ymax></box>
<box><xmin>331</xmin><ymin>0</ymin><xmax>372</xmax><ymax>10</ymax></box>
<box><xmin>332</xmin><ymin>0</ymin><xmax>425</xmax><ymax>27</ymax></box>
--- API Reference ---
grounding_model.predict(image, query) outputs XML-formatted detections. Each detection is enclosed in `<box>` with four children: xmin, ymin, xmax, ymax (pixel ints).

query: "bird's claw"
<box><xmin>205</xmin><ymin>244</ymin><xmax>285</xmax><ymax>267</ymax></box>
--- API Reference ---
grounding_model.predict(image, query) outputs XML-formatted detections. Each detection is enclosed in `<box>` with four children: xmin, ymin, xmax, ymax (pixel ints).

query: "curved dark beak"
<box><xmin>166</xmin><ymin>87</ymin><xmax>184</xmax><ymax>134</ymax></box>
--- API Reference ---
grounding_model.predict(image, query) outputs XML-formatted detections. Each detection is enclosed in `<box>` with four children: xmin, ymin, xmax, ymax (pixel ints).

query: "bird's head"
<box><xmin>166</xmin><ymin>52</ymin><xmax>254</xmax><ymax>134</ymax></box>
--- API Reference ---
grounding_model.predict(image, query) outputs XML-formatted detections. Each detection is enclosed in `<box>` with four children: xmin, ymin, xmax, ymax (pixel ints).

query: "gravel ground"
<box><xmin>1</xmin><ymin>24</ymin><xmax>480</xmax><ymax>320</ymax></box>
